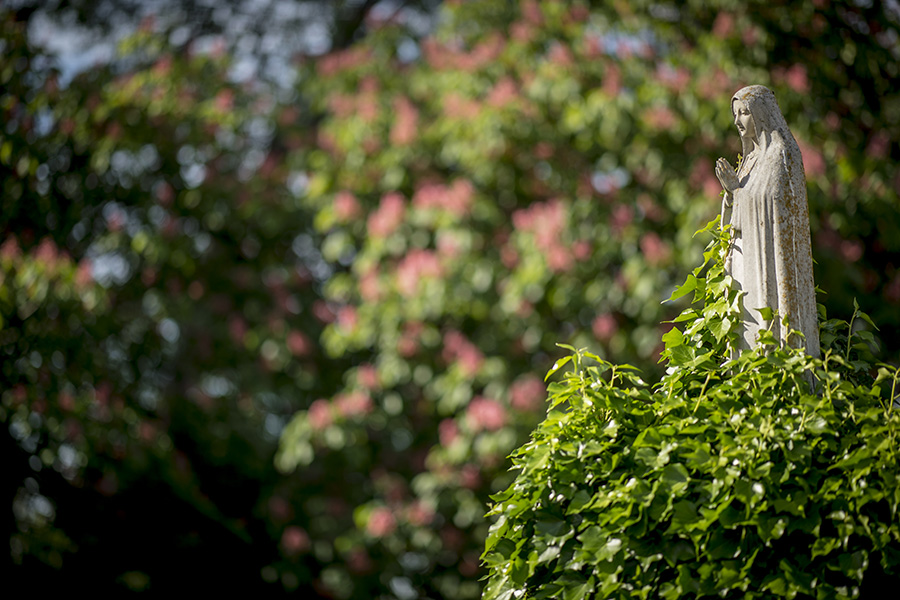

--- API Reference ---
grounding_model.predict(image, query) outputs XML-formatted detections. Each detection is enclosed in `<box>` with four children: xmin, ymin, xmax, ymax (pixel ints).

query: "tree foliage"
<box><xmin>3</xmin><ymin>0</ymin><xmax>900</xmax><ymax>597</ymax></box>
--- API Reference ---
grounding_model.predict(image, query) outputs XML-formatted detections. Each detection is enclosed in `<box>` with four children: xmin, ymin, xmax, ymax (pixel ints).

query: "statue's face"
<box><xmin>732</xmin><ymin>99</ymin><xmax>757</xmax><ymax>142</ymax></box>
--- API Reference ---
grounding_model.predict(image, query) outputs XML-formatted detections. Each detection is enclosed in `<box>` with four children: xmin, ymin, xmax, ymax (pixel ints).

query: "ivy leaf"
<box><xmin>757</xmin><ymin>306</ymin><xmax>775</xmax><ymax>322</ymax></box>
<box><xmin>709</xmin><ymin>316</ymin><xmax>731</xmax><ymax>342</ymax></box>
<box><xmin>667</xmin><ymin>274</ymin><xmax>697</xmax><ymax>303</ymax></box>
<box><xmin>662</xmin><ymin>327</ymin><xmax>684</xmax><ymax>348</ymax></box>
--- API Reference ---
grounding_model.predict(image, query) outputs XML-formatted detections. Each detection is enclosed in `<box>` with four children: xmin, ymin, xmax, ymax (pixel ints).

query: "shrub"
<box><xmin>482</xmin><ymin>220</ymin><xmax>900</xmax><ymax>599</ymax></box>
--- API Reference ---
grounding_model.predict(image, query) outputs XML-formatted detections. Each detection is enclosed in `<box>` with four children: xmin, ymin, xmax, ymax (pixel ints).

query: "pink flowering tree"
<box><xmin>276</xmin><ymin>1</ymin><xmax>900</xmax><ymax>597</ymax></box>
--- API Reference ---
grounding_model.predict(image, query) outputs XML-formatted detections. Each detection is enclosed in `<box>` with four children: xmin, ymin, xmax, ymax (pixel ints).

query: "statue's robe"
<box><xmin>725</xmin><ymin>127</ymin><xmax>820</xmax><ymax>358</ymax></box>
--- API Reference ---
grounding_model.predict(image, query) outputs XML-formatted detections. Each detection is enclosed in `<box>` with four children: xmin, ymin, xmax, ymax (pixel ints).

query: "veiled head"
<box><xmin>731</xmin><ymin>85</ymin><xmax>790</xmax><ymax>138</ymax></box>
<box><xmin>730</xmin><ymin>85</ymin><xmax>796</xmax><ymax>158</ymax></box>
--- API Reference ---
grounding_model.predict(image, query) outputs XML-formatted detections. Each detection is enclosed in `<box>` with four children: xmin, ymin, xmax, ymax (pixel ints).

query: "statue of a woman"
<box><xmin>715</xmin><ymin>85</ymin><xmax>820</xmax><ymax>357</ymax></box>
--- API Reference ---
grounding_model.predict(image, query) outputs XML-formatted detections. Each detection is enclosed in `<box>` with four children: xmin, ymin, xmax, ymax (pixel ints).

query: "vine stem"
<box><xmin>692</xmin><ymin>370</ymin><xmax>713</xmax><ymax>414</ymax></box>
<box><xmin>891</xmin><ymin>370</ymin><xmax>898</xmax><ymax>415</ymax></box>
<box><xmin>845</xmin><ymin>308</ymin><xmax>857</xmax><ymax>362</ymax></box>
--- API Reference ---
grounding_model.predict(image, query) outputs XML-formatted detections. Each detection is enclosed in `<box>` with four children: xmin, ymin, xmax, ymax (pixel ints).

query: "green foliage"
<box><xmin>482</xmin><ymin>220</ymin><xmax>900</xmax><ymax>599</ymax></box>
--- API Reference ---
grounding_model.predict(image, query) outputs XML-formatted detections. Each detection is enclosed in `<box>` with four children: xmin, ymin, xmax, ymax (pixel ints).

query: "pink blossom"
<box><xmin>460</xmin><ymin>464</ymin><xmax>481</xmax><ymax>489</ymax></box>
<box><xmin>548</xmin><ymin>43</ymin><xmax>573</xmax><ymax>67</ymax></box>
<box><xmin>689</xmin><ymin>159</ymin><xmax>722</xmax><ymax>198</ymax></box>
<box><xmin>644</xmin><ymin>106</ymin><xmax>677</xmax><ymax>131</ymax></box>
<box><xmin>517</xmin><ymin>300</ymin><xmax>534</xmax><ymax>317</ymax></box>
<box><xmin>422</xmin><ymin>34</ymin><xmax>504</xmax><ymax>72</ymax></box>
<box><xmin>568</xmin><ymin>5</ymin><xmax>590</xmax><ymax>21</ymax></box>
<box><xmin>443</xmin><ymin>93</ymin><xmax>481</xmax><ymax>120</ymax></box>
<box><xmin>367</xmin><ymin>192</ymin><xmax>406</xmax><ymax>238</ymax></box>
<box><xmin>487</xmin><ymin>77</ymin><xmax>519</xmax><ymax>109</ymax></box>
<box><xmin>512</xmin><ymin>199</ymin><xmax>574</xmax><ymax>272</ymax></box>
<box><xmin>396</xmin><ymin>249</ymin><xmax>443</xmax><ymax>297</ymax></box>
<box><xmin>139</xmin><ymin>421</ymin><xmax>157</xmax><ymax>443</ymax></box>
<box><xmin>398</xmin><ymin>322</ymin><xmax>423</xmax><ymax>357</ymax></box>
<box><xmin>638</xmin><ymin>193</ymin><xmax>666</xmax><ymax>222</ymax></box>
<box><xmin>640</xmin><ymin>232</ymin><xmax>672</xmax><ymax>266</ymax></box>
<box><xmin>698</xmin><ymin>69</ymin><xmax>732</xmax><ymax>100</ymax></box>
<box><xmin>407</xmin><ymin>501</ymin><xmax>435</xmax><ymax>527</ymax></box>
<box><xmin>367</xmin><ymin>507</ymin><xmax>396</xmax><ymax>537</ymax></box>
<box><xmin>602</xmin><ymin>63</ymin><xmax>622</xmax><ymax>96</ymax></box>
<box><xmin>840</xmin><ymin>240</ymin><xmax>863</xmax><ymax>263</ymax></box>
<box><xmin>214</xmin><ymin>89</ymin><xmax>234</xmax><ymax>113</ymax></box>
<box><xmin>281</xmin><ymin>526</ymin><xmax>310</xmax><ymax>555</ymax></box>
<box><xmin>437</xmin><ymin>232</ymin><xmax>463</xmax><ymax>258</ymax></box>
<box><xmin>510</xmin><ymin>375</ymin><xmax>545</xmax><ymax>412</ymax></box>
<box><xmin>521</xmin><ymin>0</ymin><xmax>543</xmax><ymax>25</ymax></box>
<box><xmin>413</xmin><ymin>179</ymin><xmax>474</xmax><ymax>217</ymax></box>
<box><xmin>307</xmin><ymin>399</ymin><xmax>333</xmax><ymax>429</ymax></box>
<box><xmin>329</xmin><ymin>94</ymin><xmax>356</xmax><ymax>118</ymax></box>
<box><xmin>75</xmin><ymin>259</ymin><xmax>93</xmax><ymax>289</ymax></box>
<box><xmin>335</xmin><ymin>391</ymin><xmax>372</xmax><ymax>418</ymax></box>
<box><xmin>359</xmin><ymin>268</ymin><xmax>383</xmax><ymax>302</ymax></box>
<box><xmin>573</xmin><ymin>240</ymin><xmax>591</xmax><ymax>261</ymax></box>
<box><xmin>466</xmin><ymin>396</ymin><xmax>506</xmax><ymax>431</ymax></box>
<box><xmin>797</xmin><ymin>138</ymin><xmax>825</xmax><ymax>178</ymax></box>
<box><xmin>312</xmin><ymin>300</ymin><xmax>336</xmax><ymax>323</ymax></box>
<box><xmin>0</xmin><ymin>237</ymin><xmax>20</xmax><ymax>261</ymax></box>
<box><xmin>36</xmin><ymin>238</ymin><xmax>59</xmax><ymax>266</ymax></box>
<box><xmin>866</xmin><ymin>131</ymin><xmax>890</xmax><ymax>159</ymax></box>
<box><xmin>442</xmin><ymin>330</ymin><xmax>484</xmax><ymax>376</ymax></box>
<box><xmin>391</xmin><ymin>96</ymin><xmax>419</xmax><ymax>146</ymax></box>
<box><xmin>337</xmin><ymin>306</ymin><xmax>359</xmax><ymax>330</ymax></box>
<box><xmin>742</xmin><ymin>26</ymin><xmax>759</xmax><ymax>46</ymax></box>
<box><xmin>58</xmin><ymin>391</ymin><xmax>75</xmax><ymax>411</ymax></box>
<box><xmin>316</xmin><ymin>129</ymin><xmax>338</xmax><ymax>155</ymax></box>
<box><xmin>439</xmin><ymin>418</ymin><xmax>459</xmax><ymax>446</ymax></box>
<box><xmin>713</xmin><ymin>13</ymin><xmax>734</xmax><ymax>38</ymax></box>
<box><xmin>468</xmin><ymin>34</ymin><xmax>505</xmax><ymax>69</ymax></box>
<box><xmin>511</xmin><ymin>20</ymin><xmax>535</xmax><ymax>43</ymax></box>
<box><xmin>784</xmin><ymin>64</ymin><xmax>809</xmax><ymax>94</ymax></box>
<box><xmin>287</xmin><ymin>330</ymin><xmax>312</xmax><ymax>357</ymax></box>
<box><xmin>318</xmin><ymin>46</ymin><xmax>371</xmax><ymax>77</ymax></box>
<box><xmin>534</xmin><ymin>142</ymin><xmax>554</xmax><ymax>160</ymax></box>
<box><xmin>334</xmin><ymin>191</ymin><xmax>361</xmax><ymax>222</ymax></box>
<box><xmin>501</xmin><ymin>244</ymin><xmax>519</xmax><ymax>269</ymax></box>
<box><xmin>357</xmin><ymin>87</ymin><xmax>379</xmax><ymax>122</ymax></box>
<box><xmin>546</xmin><ymin>245</ymin><xmax>574</xmax><ymax>272</ymax></box>
<box><xmin>229</xmin><ymin>316</ymin><xmax>247</xmax><ymax>344</ymax></box>
<box><xmin>357</xmin><ymin>364</ymin><xmax>379</xmax><ymax>389</ymax></box>
<box><xmin>592</xmin><ymin>313</ymin><xmax>618</xmax><ymax>342</ymax></box>
<box><xmin>656</xmin><ymin>64</ymin><xmax>690</xmax><ymax>93</ymax></box>
<box><xmin>585</xmin><ymin>35</ymin><xmax>604</xmax><ymax>58</ymax></box>
<box><xmin>512</xmin><ymin>199</ymin><xmax>566</xmax><ymax>245</ymax></box>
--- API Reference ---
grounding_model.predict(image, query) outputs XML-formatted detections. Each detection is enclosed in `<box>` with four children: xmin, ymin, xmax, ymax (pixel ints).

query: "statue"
<box><xmin>715</xmin><ymin>85</ymin><xmax>820</xmax><ymax>357</ymax></box>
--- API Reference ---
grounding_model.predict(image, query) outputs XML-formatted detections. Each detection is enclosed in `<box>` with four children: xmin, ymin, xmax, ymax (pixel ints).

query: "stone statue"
<box><xmin>715</xmin><ymin>85</ymin><xmax>820</xmax><ymax>357</ymax></box>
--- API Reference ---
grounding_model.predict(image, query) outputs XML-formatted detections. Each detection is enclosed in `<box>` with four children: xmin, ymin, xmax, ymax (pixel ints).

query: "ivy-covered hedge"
<box><xmin>482</xmin><ymin>221</ymin><xmax>900</xmax><ymax>599</ymax></box>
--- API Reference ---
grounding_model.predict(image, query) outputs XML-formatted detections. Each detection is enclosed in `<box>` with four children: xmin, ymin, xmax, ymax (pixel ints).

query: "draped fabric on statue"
<box><xmin>724</xmin><ymin>85</ymin><xmax>820</xmax><ymax>357</ymax></box>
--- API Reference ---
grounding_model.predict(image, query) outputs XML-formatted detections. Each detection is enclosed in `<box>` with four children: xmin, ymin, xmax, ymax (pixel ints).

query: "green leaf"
<box><xmin>661</xmin><ymin>326</ymin><xmax>684</xmax><ymax>348</ymax></box>
<box><xmin>709</xmin><ymin>316</ymin><xmax>731</xmax><ymax>342</ymax></box>
<box><xmin>756</xmin><ymin>306</ymin><xmax>774</xmax><ymax>322</ymax></box>
<box><xmin>546</xmin><ymin>356</ymin><xmax>573</xmax><ymax>381</ymax></box>
<box><xmin>857</xmin><ymin>310</ymin><xmax>879</xmax><ymax>331</ymax></box>
<box><xmin>667</xmin><ymin>275</ymin><xmax>697</xmax><ymax>303</ymax></box>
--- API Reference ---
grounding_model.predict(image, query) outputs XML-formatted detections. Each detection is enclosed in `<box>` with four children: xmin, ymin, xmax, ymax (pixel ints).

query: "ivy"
<box><xmin>482</xmin><ymin>219</ymin><xmax>900</xmax><ymax>599</ymax></box>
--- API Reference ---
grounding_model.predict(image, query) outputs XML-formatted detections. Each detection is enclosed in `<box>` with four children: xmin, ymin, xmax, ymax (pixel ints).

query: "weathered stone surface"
<box><xmin>715</xmin><ymin>85</ymin><xmax>820</xmax><ymax>357</ymax></box>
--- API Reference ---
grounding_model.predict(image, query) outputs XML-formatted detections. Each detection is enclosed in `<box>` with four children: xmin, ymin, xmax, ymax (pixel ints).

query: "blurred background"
<box><xmin>3</xmin><ymin>0</ymin><xmax>899</xmax><ymax>596</ymax></box>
